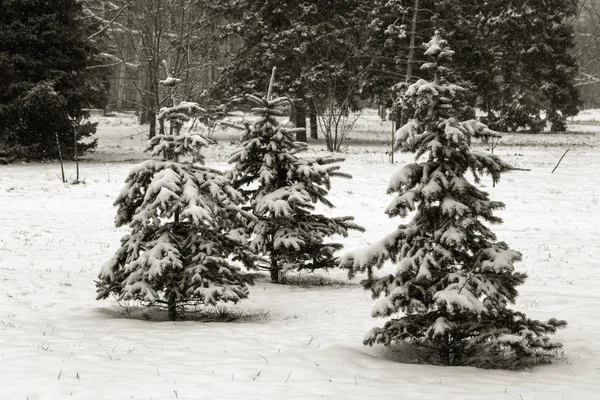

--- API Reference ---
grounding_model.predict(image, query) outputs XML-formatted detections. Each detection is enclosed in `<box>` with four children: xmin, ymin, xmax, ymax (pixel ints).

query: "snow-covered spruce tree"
<box><xmin>340</xmin><ymin>32</ymin><xmax>566</xmax><ymax>369</ymax></box>
<box><xmin>96</xmin><ymin>64</ymin><xmax>255</xmax><ymax>321</ymax></box>
<box><xmin>228</xmin><ymin>68</ymin><xmax>364</xmax><ymax>284</ymax></box>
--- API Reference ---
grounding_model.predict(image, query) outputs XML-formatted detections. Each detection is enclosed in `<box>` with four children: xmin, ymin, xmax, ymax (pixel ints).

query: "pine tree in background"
<box><xmin>0</xmin><ymin>0</ymin><xmax>103</xmax><ymax>161</ymax></box>
<box><xmin>211</xmin><ymin>0</ymin><xmax>370</xmax><ymax>142</ymax></box>
<box><xmin>433</xmin><ymin>0</ymin><xmax>579</xmax><ymax>133</ymax></box>
<box><xmin>96</xmin><ymin>66</ymin><xmax>254</xmax><ymax>320</ymax></box>
<box><xmin>228</xmin><ymin>68</ymin><xmax>364</xmax><ymax>284</ymax></box>
<box><xmin>340</xmin><ymin>32</ymin><xmax>566</xmax><ymax>368</ymax></box>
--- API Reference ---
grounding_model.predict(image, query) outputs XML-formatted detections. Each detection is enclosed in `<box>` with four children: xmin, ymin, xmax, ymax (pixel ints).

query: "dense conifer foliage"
<box><xmin>341</xmin><ymin>33</ymin><xmax>566</xmax><ymax>368</ymax></box>
<box><xmin>0</xmin><ymin>0</ymin><xmax>104</xmax><ymax>160</ymax></box>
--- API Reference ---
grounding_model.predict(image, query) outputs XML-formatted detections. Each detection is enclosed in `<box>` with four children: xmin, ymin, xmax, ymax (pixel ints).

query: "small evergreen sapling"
<box><xmin>228</xmin><ymin>68</ymin><xmax>364</xmax><ymax>283</ymax></box>
<box><xmin>96</xmin><ymin>66</ymin><xmax>254</xmax><ymax>320</ymax></box>
<box><xmin>340</xmin><ymin>32</ymin><xmax>566</xmax><ymax>368</ymax></box>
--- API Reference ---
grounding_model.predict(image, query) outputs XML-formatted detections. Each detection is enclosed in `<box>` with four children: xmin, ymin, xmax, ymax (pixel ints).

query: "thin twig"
<box><xmin>258</xmin><ymin>355</ymin><xmax>269</xmax><ymax>364</ymax></box>
<box><xmin>267</xmin><ymin>67</ymin><xmax>277</xmax><ymax>101</ymax></box>
<box><xmin>551</xmin><ymin>148</ymin><xmax>570</xmax><ymax>173</ymax></box>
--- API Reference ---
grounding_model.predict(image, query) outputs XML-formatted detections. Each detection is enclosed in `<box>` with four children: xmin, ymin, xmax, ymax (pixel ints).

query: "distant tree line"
<box><xmin>0</xmin><ymin>0</ymin><xmax>108</xmax><ymax>161</ymax></box>
<box><xmin>213</xmin><ymin>0</ymin><xmax>580</xmax><ymax>135</ymax></box>
<box><xmin>0</xmin><ymin>0</ymin><xmax>589</xmax><ymax>161</ymax></box>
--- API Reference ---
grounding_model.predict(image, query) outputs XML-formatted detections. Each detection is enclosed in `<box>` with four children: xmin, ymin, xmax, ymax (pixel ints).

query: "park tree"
<box><xmin>299</xmin><ymin>1</ymin><xmax>371</xmax><ymax>151</ymax></box>
<box><xmin>340</xmin><ymin>33</ymin><xmax>566</xmax><ymax>368</ymax></box>
<box><xmin>434</xmin><ymin>0</ymin><xmax>579</xmax><ymax>132</ymax></box>
<box><xmin>364</xmin><ymin>0</ymin><xmax>579</xmax><ymax>132</ymax></box>
<box><xmin>212</xmin><ymin>0</ymin><xmax>370</xmax><ymax>143</ymax></box>
<box><xmin>0</xmin><ymin>0</ymin><xmax>103</xmax><ymax>161</ymax></box>
<box><xmin>227</xmin><ymin>68</ymin><xmax>364</xmax><ymax>283</ymax></box>
<box><xmin>361</xmin><ymin>0</ymin><xmax>434</xmax><ymax>110</ymax></box>
<box><xmin>96</xmin><ymin>66</ymin><xmax>254</xmax><ymax>320</ymax></box>
<box><xmin>570</xmin><ymin>0</ymin><xmax>600</xmax><ymax>108</ymax></box>
<box><xmin>82</xmin><ymin>0</ymin><xmax>232</xmax><ymax>138</ymax></box>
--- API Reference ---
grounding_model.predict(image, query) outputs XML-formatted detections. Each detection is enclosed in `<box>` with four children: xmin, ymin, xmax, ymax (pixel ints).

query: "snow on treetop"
<box><xmin>424</xmin><ymin>31</ymin><xmax>443</xmax><ymax>56</ymax></box>
<box><xmin>423</xmin><ymin>31</ymin><xmax>455</xmax><ymax>59</ymax></box>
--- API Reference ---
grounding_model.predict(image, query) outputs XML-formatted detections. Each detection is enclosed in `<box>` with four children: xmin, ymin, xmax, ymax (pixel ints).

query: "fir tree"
<box><xmin>211</xmin><ymin>0</ymin><xmax>370</xmax><ymax>141</ymax></box>
<box><xmin>228</xmin><ymin>68</ymin><xmax>364</xmax><ymax>284</ymax></box>
<box><xmin>0</xmin><ymin>0</ymin><xmax>103</xmax><ymax>160</ymax></box>
<box><xmin>433</xmin><ymin>0</ymin><xmax>579</xmax><ymax>132</ymax></box>
<box><xmin>340</xmin><ymin>33</ymin><xmax>566</xmax><ymax>369</ymax></box>
<box><xmin>96</xmin><ymin>65</ymin><xmax>254</xmax><ymax>320</ymax></box>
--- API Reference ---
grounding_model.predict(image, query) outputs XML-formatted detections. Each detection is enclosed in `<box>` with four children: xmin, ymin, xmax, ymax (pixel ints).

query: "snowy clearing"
<box><xmin>0</xmin><ymin>116</ymin><xmax>599</xmax><ymax>399</ymax></box>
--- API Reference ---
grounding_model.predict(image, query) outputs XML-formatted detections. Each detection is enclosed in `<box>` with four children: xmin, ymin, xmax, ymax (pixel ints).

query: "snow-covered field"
<box><xmin>1</xmin><ymin>114</ymin><xmax>599</xmax><ymax>399</ymax></box>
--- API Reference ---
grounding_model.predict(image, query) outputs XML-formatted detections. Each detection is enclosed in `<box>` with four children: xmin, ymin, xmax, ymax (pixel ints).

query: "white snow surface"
<box><xmin>1</xmin><ymin>115</ymin><xmax>600</xmax><ymax>399</ymax></box>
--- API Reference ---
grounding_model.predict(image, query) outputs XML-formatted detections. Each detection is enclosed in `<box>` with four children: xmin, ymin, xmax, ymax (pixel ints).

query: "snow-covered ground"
<box><xmin>1</xmin><ymin>114</ymin><xmax>599</xmax><ymax>399</ymax></box>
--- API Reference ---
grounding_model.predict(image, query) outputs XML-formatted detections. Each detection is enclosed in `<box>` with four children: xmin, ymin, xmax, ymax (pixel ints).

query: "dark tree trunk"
<box><xmin>138</xmin><ymin>107</ymin><xmax>148</xmax><ymax>124</ymax></box>
<box><xmin>289</xmin><ymin>100</ymin><xmax>297</xmax><ymax>124</ymax></box>
<box><xmin>294</xmin><ymin>99</ymin><xmax>307</xmax><ymax>142</ymax></box>
<box><xmin>308</xmin><ymin>100</ymin><xmax>318</xmax><ymax>139</ymax></box>
<box><xmin>398</xmin><ymin>0</ymin><xmax>420</xmax><ymax>128</ymax></box>
<box><xmin>167</xmin><ymin>289</ymin><xmax>177</xmax><ymax>320</ymax></box>
<box><xmin>148</xmin><ymin>109</ymin><xmax>157</xmax><ymax>139</ymax></box>
<box><xmin>146</xmin><ymin>57</ymin><xmax>160</xmax><ymax>139</ymax></box>
<box><xmin>270</xmin><ymin>256</ymin><xmax>280</xmax><ymax>284</ymax></box>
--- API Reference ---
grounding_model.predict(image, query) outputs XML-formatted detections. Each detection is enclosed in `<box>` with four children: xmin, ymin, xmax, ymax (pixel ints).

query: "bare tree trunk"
<box><xmin>148</xmin><ymin>110</ymin><xmax>157</xmax><ymax>139</ymax></box>
<box><xmin>147</xmin><ymin>56</ymin><xmax>160</xmax><ymax>139</ymax></box>
<box><xmin>270</xmin><ymin>254</ymin><xmax>280</xmax><ymax>284</ymax></box>
<box><xmin>308</xmin><ymin>100</ymin><xmax>318</xmax><ymax>139</ymax></box>
<box><xmin>167</xmin><ymin>288</ymin><xmax>177</xmax><ymax>320</ymax></box>
<box><xmin>289</xmin><ymin>100</ymin><xmax>297</xmax><ymax>125</ymax></box>
<box><xmin>406</xmin><ymin>0</ymin><xmax>419</xmax><ymax>84</ymax></box>
<box><xmin>98</xmin><ymin>0</ymin><xmax>225</xmax><ymax>138</ymax></box>
<box><xmin>139</xmin><ymin>108</ymin><xmax>148</xmax><ymax>124</ymax></box>
<box><xmin>74</xmin><ymin>126</ymin><xmax>79</xmax><ymax>182</ymax></box>
<box><xmin>116</xmin><ymin>63</ymin><xmax>126</xmax><ymax>110</ymax></box>
<box><xmin>398</xmin><ymin>0</ymin><xmax>420</xmax><ymax>127</ymax></box>
<box><xmin>55</xmin><ymin>132</ymin><xmax>66</xmax><ymax>183</ymax></box>
<box><xmin>295</xmin><ymin>102</ymin><xmax>307</xmax><ymax>142</ymax></box>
